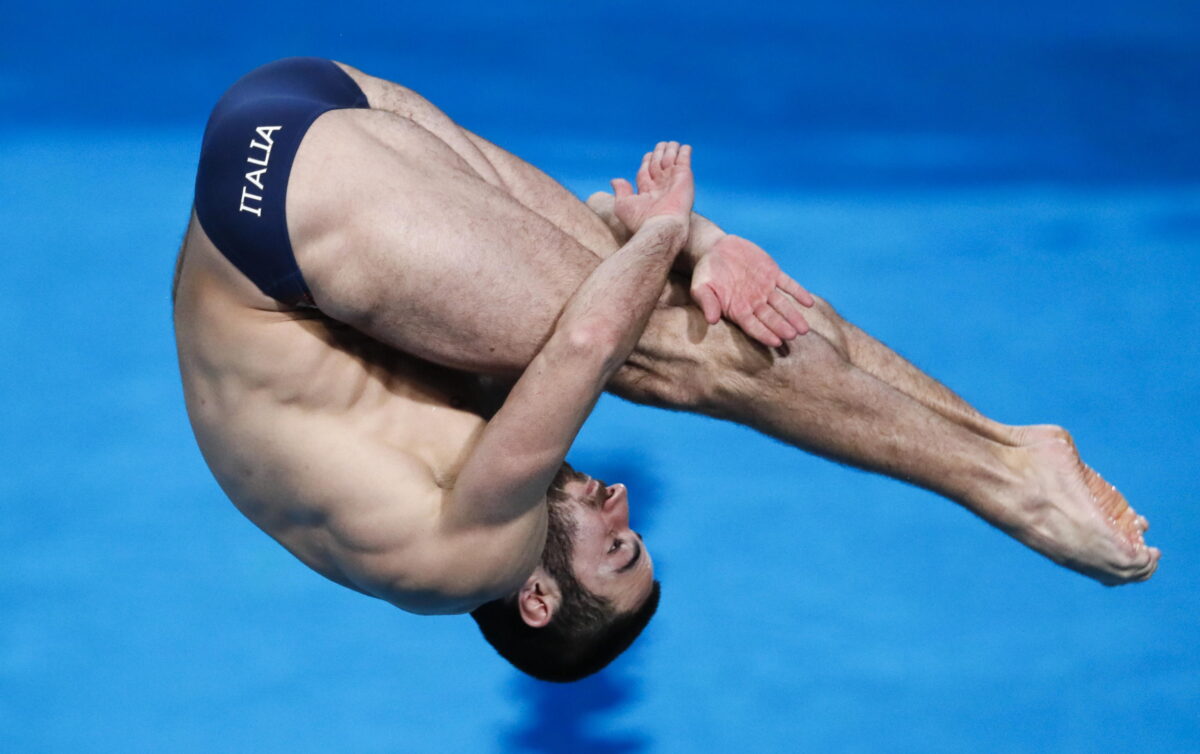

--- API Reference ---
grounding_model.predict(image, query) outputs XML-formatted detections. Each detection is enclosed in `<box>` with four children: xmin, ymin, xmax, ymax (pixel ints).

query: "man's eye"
<box><xmin>608</xmin><ymin>539</ymin><xmax>621</xmax><ymax>554</ymax></box>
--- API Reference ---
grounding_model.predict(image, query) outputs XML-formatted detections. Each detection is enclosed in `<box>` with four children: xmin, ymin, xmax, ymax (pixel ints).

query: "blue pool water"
<box><xmin>2</xmin><ymin>2</ymin><xmax>1198</xmax><ymax>751</ymax></box>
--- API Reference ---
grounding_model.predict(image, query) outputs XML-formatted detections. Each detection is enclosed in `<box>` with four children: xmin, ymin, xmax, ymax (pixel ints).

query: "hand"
<box><xmin>689</xmin><ymin>234</ymin><xmax>815</xmax><ymax>348</ymax></box>
<box><xmin>611</xmin><ymin>141</ymin><xmax>694</xmax><ymax>234</ymax></box>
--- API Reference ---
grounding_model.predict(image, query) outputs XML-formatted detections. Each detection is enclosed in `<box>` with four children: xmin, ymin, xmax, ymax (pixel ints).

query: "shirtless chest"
<box><xmin>171</xmin><ymin>59</ymin><xmax>597</xmax><ymax>609</ymax></box>
<box><xmin>173</xmin><ymin>222</ymin><xmax>501</xmax><ymax>597</ymax></box>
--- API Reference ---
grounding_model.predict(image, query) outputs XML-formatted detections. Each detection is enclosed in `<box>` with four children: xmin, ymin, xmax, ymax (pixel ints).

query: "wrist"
<box><xmin>640</xmin><ymin>214</ymin><xmax>689</xmax><ymax>243</ymax></box>
<box><xmin>674</xmin><ymin>225</ymin><xmax>724</xmax><ymax>272</ymax></box>
<box><xmin>690</xmin><ymin>217</ymin><xmax>728</xmax><ymax>256</ymax></box>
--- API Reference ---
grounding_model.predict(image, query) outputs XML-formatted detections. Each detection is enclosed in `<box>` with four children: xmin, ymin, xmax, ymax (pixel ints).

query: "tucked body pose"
<box><xmin>173</xmin><ymin>58</ymin><xmax>1158</xmax><ymax>682</ymax></box>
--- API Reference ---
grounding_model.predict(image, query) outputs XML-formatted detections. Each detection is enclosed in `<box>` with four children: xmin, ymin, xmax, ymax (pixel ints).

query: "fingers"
<box><xmin>611</xmin><ymin>178</ymin><xmax>633</xmax><ymax>200</ymax></box>
<box><xmin>663</xmin><ymin>141</ymin><xmax>679</xmax><ymax>171</ymax></box>
<box><xmin>650</xmin><ymin>142</ymin><xmax>667</xmax><ymax>182</ymax></box>
<box><xmin>777</xmin><ymin>273</ymin><xmax>815</xmax><ymax>307</ymax></box>
<box><xmin>696</xmin><ymin>289</ymin><xmax>807</xmax><ymax>346</ymax></box>
<box><xmin>646</xmin><ymin>141</ymin><xmax>689</xmax><ymax>184</ymax></box>
<box><xmin>734</xmin><ymin>311</ymin><xmax>783</xmax><ymax>348</ymax></box>
<box><xmin>636</xmin><ymin>152</ymin><xmax>652</xmax><ymax>194</ymax></box>
<box><xmin>737</xmin><ymin>292</ymin><xmax>812</xmax><ymax>345</ymax></box>
<box><xmin>678</xmin><ymin>143</ymin><xmax>692</xmax><ymax>168</ymax></box>
<box><xmin>691</xmin><ymin>283</ymin><xmax>722</xmax><ymax>324</ymax></box>
<box><xmin>630</xmin><ymin>141</ymin><xmax>693</xmax><ymax>194</ymax></box>
<box><xmin>768</xmin><ymin>289</ymin><xmax>810</xmax><ymax>335</ymax></box>
<box><xmin>755</xmin><ymin>303</ymin><xmax>798</xmax><ymax>343</ymax></box>
<box><xmin>660</xmin><ymin>141</ymin><xmax>686</xmax><ymax>172</ymax></box>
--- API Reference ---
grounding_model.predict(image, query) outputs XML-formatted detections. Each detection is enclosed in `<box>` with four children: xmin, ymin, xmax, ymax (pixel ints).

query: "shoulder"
<box><xmin>331</xmin><ymin>486</ymin><xmax>550</xmax><ymax>615</ymax></box>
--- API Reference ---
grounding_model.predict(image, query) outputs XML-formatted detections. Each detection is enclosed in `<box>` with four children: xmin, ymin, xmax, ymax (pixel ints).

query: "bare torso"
<box><xmin>172</xmin><ymin>65</ymin><xmax>598</xmax><ymax>612</ymax></box>
<box><xmin>175</xmin><ymin>215</ymin><xmax>509</xmax><ymax>606</ymax></box>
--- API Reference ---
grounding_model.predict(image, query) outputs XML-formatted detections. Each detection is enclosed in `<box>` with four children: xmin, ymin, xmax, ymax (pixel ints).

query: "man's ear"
<box><xmin>517</xmin><ymin>566</ymin><xmax>561</xmax><ymax>628</ymax></box>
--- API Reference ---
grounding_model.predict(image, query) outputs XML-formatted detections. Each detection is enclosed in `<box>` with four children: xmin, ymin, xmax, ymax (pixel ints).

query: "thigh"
<box><xmin>287</xmin><ymin>107</ymin><xmax>602</xmax><ymax>375</ymax></box>
<box><xmin>337</xmin><ymin>62</ymin><xmax>621</xmax><ymax>260</ymax></box>
<box><xmin>462</xmin><ymin>131</ymin><xmax>623</xmax><ymax>259</ymax></box>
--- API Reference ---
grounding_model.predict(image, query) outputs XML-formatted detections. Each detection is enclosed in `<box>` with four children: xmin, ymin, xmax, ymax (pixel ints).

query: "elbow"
<box><xmin>560</xmin><ymin>322</ymin><xmax>624</xmax><ymax>371</ymax></box>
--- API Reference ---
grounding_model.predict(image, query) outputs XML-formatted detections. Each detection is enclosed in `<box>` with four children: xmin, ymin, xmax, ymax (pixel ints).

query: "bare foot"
<box><xmin>1007</xmin><ymin>424</ymin><xmax>1159</xmax><ymax>585</ymax></box>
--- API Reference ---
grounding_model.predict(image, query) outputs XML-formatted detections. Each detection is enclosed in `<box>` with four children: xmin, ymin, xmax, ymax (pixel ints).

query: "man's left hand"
<box><xmin>689</xmin><ymin>234</ymin><xmax>815</xmax><ymax>348</ymax></box>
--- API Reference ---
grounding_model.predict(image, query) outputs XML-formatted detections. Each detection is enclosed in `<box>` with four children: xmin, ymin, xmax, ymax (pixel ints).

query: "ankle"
<box><xmin>965</xmin><ymin>443</ymin><xmax>1040</xmax><ymax>533</ymax></box>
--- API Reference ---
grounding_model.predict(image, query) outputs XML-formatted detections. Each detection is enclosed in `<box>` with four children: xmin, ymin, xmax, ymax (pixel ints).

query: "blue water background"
<box><xmin>2</xmin><ymin>2</ymin><xmax>1197</xmax><ymax>751</ymax></box>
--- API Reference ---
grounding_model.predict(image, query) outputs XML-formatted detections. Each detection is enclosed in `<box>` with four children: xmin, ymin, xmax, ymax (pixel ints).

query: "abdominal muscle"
<box><xmin>173</xmin><ymin>220</ymin><xmax>490</xmax><ymax>594</ymax></box>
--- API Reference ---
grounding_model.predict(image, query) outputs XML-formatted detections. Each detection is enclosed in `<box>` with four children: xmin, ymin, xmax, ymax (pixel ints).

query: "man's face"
<box><xmin>550</xmin><ymin>471</ymin><xmax>656</xmax><ymax>614</ymax></box>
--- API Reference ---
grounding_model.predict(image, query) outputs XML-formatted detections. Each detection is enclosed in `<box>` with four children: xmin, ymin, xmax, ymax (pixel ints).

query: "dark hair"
<box><xmin>470</xmin><ymin>466</ymin><xmax>661</xmax><ymax>682</ymax></box>
<box><xmin>470</xmin><ymin>580</ymin><xmax>661</xmax><ymax>683</ymax></box>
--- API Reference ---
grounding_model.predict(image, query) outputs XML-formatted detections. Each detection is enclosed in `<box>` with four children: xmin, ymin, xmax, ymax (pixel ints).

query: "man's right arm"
<box><xmin>444</xmin><ymin>216</ymin><xmax>688</xmax><ymax>530</ymax></box>
<box><xmin>437</xmin><ymin>143</ymin><xmax>694</xmax><ymax>594</ymax></box>
<box><xmin>585</xmin><ymin>190</ymin><xmax>726</xmax><ymax>269</ymax></box>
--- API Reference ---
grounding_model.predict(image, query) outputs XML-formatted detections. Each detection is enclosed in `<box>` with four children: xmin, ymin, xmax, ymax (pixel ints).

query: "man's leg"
<box><xmin>462</xmin><ymin>140</ymin><xmax>1159</xmax><ymax>584</ymax></box>
<box><xmin>802</xmin><ymin>304</ymin><xmax>1142</xmax><ymax>535</ymax></box>
<box><xmin>288</xmin><ymin>65</ymin><xmax>1156</xmax><ymax>585</ymax></box>
<box><xmin>829</xmin><ymin>307</ymin><xmax>1018</xmax><ymax>442</ymax></box>
<box><xmin>613</xmin><ymin>295</ymin><xmax>1156</xmax><ymax>584</ymax></box>
<box><xmin>444</xmin><ymin>140</ymin><xmax>1155</xmax><ymax>575</ymax></box>
<box><xmin>442</xmin><ymin>111</ymin><xmax>1156</xmax><ymax>579</ymax></box>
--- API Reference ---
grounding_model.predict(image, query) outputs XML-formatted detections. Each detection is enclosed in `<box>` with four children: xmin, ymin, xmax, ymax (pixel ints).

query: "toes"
<box><xmin>1115</xmin><ymin>504</ymin><xmax>1138</xmax><ymax>533</ymax></box>
<box><xmin>1136</xmin><ymin>547</ymin><xmax>1162</xmax><ymax>581</ymax></box>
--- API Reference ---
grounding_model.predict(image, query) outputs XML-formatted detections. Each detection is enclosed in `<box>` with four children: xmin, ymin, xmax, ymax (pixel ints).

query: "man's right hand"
<box><xmin>611</xmin><ymin>141</ymin><xmax>694</xmax><ymax>236</ymax></box>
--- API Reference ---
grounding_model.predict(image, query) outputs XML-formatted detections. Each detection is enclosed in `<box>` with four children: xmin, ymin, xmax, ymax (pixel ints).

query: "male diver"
<box><xmin>173</xmin><ymin>58</ymin><xmax>1158</xmax><ymax>682</ymax></box>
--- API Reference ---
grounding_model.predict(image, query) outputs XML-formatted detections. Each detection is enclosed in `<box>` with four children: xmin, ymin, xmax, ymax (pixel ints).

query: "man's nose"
<box><xmin>603</xmin><ymin>484</ymin><xmax>629</xmax><ymax>526</ymax></box>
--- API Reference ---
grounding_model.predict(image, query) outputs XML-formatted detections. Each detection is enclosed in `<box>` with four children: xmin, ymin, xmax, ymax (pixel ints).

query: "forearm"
<box><xmin>449</xmin><ymin>216</ymin><xmax>688</xmax><ymax>526</ymax></box>
<box><xmin>680</xmin><ymin>212</ymin><xmax>727</xmax><ymax>270</ymax></box>
<box><xmin>555</xmin><ymin>216</ymin><xmax>689</xmax><ymax>368</ymax></box>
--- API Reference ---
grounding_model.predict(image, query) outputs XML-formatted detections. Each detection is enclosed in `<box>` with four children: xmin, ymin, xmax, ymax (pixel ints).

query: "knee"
<box><xmin>610</xmin><ymin>307</ymin><xmax>737</xmax><ymax>411</ymax></box>
<box><xmin>803</xmin><ymin>295</ymin><xmax>850</xmax><ymax>361</ymax></box>
<box><xmin>610</xmin><ymin>298</ymin><xmax>861</xmax><ymax>413</ymax></box>
<box><xmin>612</xmin><ymin>351</ymin><xmax>721</xmax><ymax>412</ymax></box>
<box><xmin>613</xmin><ymin>304</ymin><xmax>850</xmax><ymax>414</ymax></box>
<box><xmin>700</xmin><ymin>309</ymin><xmax>855</xmax><ymax>410</ymax></box>
<box><xmin>611</xmin><ymin>370</ymin><xmax>695</xmax><ymax>410</ymax></box>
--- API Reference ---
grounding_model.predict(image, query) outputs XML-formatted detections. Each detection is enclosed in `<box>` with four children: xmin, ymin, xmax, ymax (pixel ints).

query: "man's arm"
<box><xmin>586</xmin><ymin>189</ymin><xmax>725</xmax><ymax>269</ymax></box>
<box><xmin>443</xmin><ymin>143</ymin><xmax>693</xmax><ymax>534</ymax></box>
<box><xmin>444</xmin><ymin>218</ymin><xmax>687</xmax><ymax>529</ymax></box>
